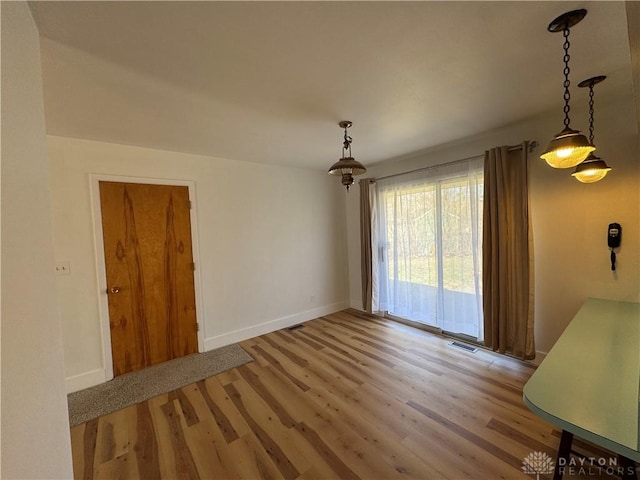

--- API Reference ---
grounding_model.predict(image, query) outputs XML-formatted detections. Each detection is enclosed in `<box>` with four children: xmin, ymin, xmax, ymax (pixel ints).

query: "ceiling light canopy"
<box><xmin>571</xmin><ymin>75</ymin><xmax>612</xmax><ymax>183</ymax></box>
<box><xmin>328</xmin><ymin>121</ymin><xmax>366</xmax><ymax>191</ymax></box>
<box><xmin>541</xmin><ymin>9</ymin><xmax>595</xmax><ymax>169</ymax></box>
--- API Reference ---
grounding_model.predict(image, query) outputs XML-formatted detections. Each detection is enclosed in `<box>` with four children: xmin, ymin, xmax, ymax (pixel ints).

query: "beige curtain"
<box><xmin>359</xmin><ymin>179</ymin><xmax>373</xmax><ymax>312</ymax></box>
<box><xmin>483</xmin><ymin>143</ymin><xmax>535</xmax><ymax>360</ymax></box>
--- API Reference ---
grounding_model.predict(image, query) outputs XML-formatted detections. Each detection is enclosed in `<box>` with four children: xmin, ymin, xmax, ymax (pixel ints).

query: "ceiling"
<box><xmin>29</xmin><ymin>1</ymin><xmax>636</xmax><ymax>171</ymax></box>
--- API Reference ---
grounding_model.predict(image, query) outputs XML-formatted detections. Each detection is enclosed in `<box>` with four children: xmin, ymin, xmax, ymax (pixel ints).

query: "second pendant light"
<box><xmin>571</xmin><ymin>76</ymin><xmax>612</xmax><ymax>183</ymax></box>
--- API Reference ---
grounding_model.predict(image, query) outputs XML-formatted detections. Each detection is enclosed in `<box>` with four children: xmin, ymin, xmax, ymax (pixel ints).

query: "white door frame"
<box><xmin>90</xmin><ymin>174</ymin><xmax>205</xmax><ymax>381</ymax></box>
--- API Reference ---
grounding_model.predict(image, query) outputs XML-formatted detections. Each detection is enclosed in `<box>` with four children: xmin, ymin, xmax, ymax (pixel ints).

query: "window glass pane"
<box><xmin>382</xmin><ymin>184</ymin><xmax>438</xmax><ymax>324</ymax></box>
<box><xmin>375</xmin><ymin>160</ymin><xmax>483</xmax><ymax>340</ymax></box>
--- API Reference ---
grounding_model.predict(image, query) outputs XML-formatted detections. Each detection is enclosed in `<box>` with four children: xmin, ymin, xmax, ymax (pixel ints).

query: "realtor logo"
<box><xmin>522</xmin><ymin>451</ymin><xmax>555</xmax><ymax>479</ymax></box>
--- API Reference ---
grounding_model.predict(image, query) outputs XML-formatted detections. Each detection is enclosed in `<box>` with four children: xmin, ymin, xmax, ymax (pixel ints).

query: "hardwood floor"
<box><xmin>71</xmin><ymin>310</ymin><xmax>610</xmax><ymax>479</ymax></box>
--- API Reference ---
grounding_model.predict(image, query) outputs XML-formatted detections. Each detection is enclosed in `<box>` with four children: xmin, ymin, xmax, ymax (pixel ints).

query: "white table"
<box><xmin>523</xmin><ymin>297</ymin><xmax>640</xmax><ymax>479</ymax></box>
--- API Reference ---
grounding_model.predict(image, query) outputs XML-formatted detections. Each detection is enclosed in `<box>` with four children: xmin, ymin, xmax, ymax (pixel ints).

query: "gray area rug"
<box><xmin>68</xmin><ymin>344</ymin><xmax>253</xmax><ymax>427</ymax></box>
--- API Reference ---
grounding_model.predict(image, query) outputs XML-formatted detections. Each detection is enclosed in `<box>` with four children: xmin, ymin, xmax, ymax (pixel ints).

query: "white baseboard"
<box><xmin>63</xmin><ymin>303</ymin><xmax>348</xmax><ymax>393</ymax></box>
<box><xmin>66</xmin><ymin>368</ymin><xmax>106</xmax><ymax>394</ymax></box>
<box><xmin>350</xmin><ymin>298</ymin><xmax>363</xmax><ymax>311</ymax></box>
<box><xmin>64</xmin><ymin>305</ymin><xmax>544</xmax><ymax>394</ymax></box>
<box><xmin>203</xmin><ymin>301</ymin><xmax>349</xmax><ymax>351</ymax></box>
<box><xmin>529</xmin><ymin>350</ymin><xmax>548</xmax><ymax>366</ymax></box>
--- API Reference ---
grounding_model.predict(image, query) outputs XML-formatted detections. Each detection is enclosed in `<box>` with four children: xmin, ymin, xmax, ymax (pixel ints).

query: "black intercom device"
<box><xmin>607</xmin><ymin>223</ymin><xmax>621</xmax><ymax>271</ymax></box>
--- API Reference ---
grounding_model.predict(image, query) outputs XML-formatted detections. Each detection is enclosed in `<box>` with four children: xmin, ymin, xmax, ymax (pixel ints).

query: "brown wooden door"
<box><xmin>99</xmin><ymin>181</ymin><xmax>198</xmax><ymax>376</ymax></box>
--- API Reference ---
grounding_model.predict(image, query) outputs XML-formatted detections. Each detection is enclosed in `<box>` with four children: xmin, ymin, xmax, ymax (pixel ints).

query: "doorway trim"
<box><xmin>89</xmin><ymin>174</ymin><xmax>205</xmax><ymax>382</ymax></box>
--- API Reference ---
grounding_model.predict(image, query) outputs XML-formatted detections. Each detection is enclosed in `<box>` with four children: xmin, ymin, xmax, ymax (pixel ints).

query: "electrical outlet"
<box><xmin>55</xmin><ymin>261</ymin><xmax>71</xmax><ymax>276</ymax></box>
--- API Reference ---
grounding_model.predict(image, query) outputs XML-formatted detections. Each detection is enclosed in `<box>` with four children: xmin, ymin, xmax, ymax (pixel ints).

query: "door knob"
<box><xmin>108</xmin><ymin>286</ymin><xmax>121</xmax><ymax>294</ymax></box>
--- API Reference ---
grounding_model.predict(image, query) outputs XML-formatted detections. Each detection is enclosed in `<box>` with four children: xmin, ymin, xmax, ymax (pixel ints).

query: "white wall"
<box><xmin>48</xmin><ymin>136</ymin><xmax>349</xmax><ymax>392</ymax></box>
<box><xmin>0</xmin><ymin>2</ymin><xmax>74</xmax><ymax>478</ymax></box>
<box><xmin>346</xmin><ymin>91</ymin><xmax>640</xmax><ymax>356</ymax></box>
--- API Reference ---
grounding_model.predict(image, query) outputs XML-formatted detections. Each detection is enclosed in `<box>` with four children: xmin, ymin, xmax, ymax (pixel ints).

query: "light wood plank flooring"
<box><xmin>71</xmin><ymin>310</ymin><xmax>613</xmax><ymax>479</ymax></box>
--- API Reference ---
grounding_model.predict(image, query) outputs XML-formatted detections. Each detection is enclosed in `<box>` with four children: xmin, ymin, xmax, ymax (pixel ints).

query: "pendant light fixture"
<box><xmin>328</xmin><ymin>121</ymin><xmax>366</xmax><ymax>191</ymax></box>
<box><xmin>540</xmin><ymin>9</ymin><xmax>595</xmax><ymax>168</ymax></box>
<box><xmin>571</xmin><ymin>75</ymin><xmax>612</xmax><ymax>183</ymax></box>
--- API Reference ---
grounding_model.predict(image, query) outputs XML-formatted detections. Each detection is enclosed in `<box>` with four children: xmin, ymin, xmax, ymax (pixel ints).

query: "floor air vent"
<box><xmin>449</xmin><ymin>341</ymin><xmax>478</xmax><ymax>353</ymax></box>
<box><xmin>287</xmin><ymin>324</ymin><xmax>304</xmax><ymax>331</ymax></box>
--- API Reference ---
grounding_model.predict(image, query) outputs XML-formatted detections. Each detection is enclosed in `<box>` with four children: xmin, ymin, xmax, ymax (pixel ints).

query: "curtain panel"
<box><xmin>372</xmin><ymin>159</ymin><xmax>484</xmax><ymax>339</ymax></box>
<box><xmin>359</xmin><ymin>179</ymin><xmax>374</xmax><ymax>312</ymax></box>
<box><xmin>483</xmin><ymin>143</ymin><xmax>535</xmax><ymax>360</ymax></box>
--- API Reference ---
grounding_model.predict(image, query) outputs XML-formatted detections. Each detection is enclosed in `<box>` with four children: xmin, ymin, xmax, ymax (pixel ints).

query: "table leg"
<box><xmin>618</xmin><ymin>455</ymin><xmax>638</xmax><ymax>480</ymax></box>
<box><xmin>553</xmin><ymin>430</ymin><xmax>573</xmax><ymax>480</ymax></box>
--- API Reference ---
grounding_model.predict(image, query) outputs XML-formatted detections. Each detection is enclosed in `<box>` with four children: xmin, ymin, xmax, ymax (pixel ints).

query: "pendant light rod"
<box><xmin>340</xmin><ymin>120</ymin><xmax>353</xmax><ymax>158</ymax></box>
<box><xmin>547</xmin><ymin>9</ymin><xmax>587</xmax><ymax>130</ymax></box>
<box><xmin>560</xmin><ymin>28</ymin><xmax>572</xmax><ymax>129</ymax></box>
<box><xmin>547</xmin><ymin>8</ymin><xmax>587</xmax><ymax>128</ymax></box>
<box><xmin>578</xmin><ymin>75</ymin><xmax>607</xmax><ymax>144</ymax></box>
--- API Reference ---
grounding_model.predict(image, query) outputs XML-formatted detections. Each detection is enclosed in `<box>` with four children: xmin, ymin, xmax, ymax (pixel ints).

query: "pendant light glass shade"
<box><xmin>541</xmin><ymin>9</ymin><xmax>593</xmax><ymax>169</ymax></box>
<box><xmin>328</xmin><ymin>121</ymin><xmax>366</xmax><ymax>191</ymax></box>
<box><xmin>571</xmin><ymin>153</ymin><xmax>611</xmax><ymax>183</ymax></box>
<box><xmin>328</xmin><ymin>157</ymin><xmax>367</xmax><ymax>177</ymax></box>
<box><xmin>540</xmin><ymin>127</ymin><xmax>595</xmax><ymax>168</ymax></box>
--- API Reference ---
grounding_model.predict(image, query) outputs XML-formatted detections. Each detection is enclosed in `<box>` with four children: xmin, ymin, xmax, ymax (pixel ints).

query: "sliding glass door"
<box><xmin>374</xmin><ymin>158</ymin><xmax>484</xmax><ymax>341</ymax></box>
